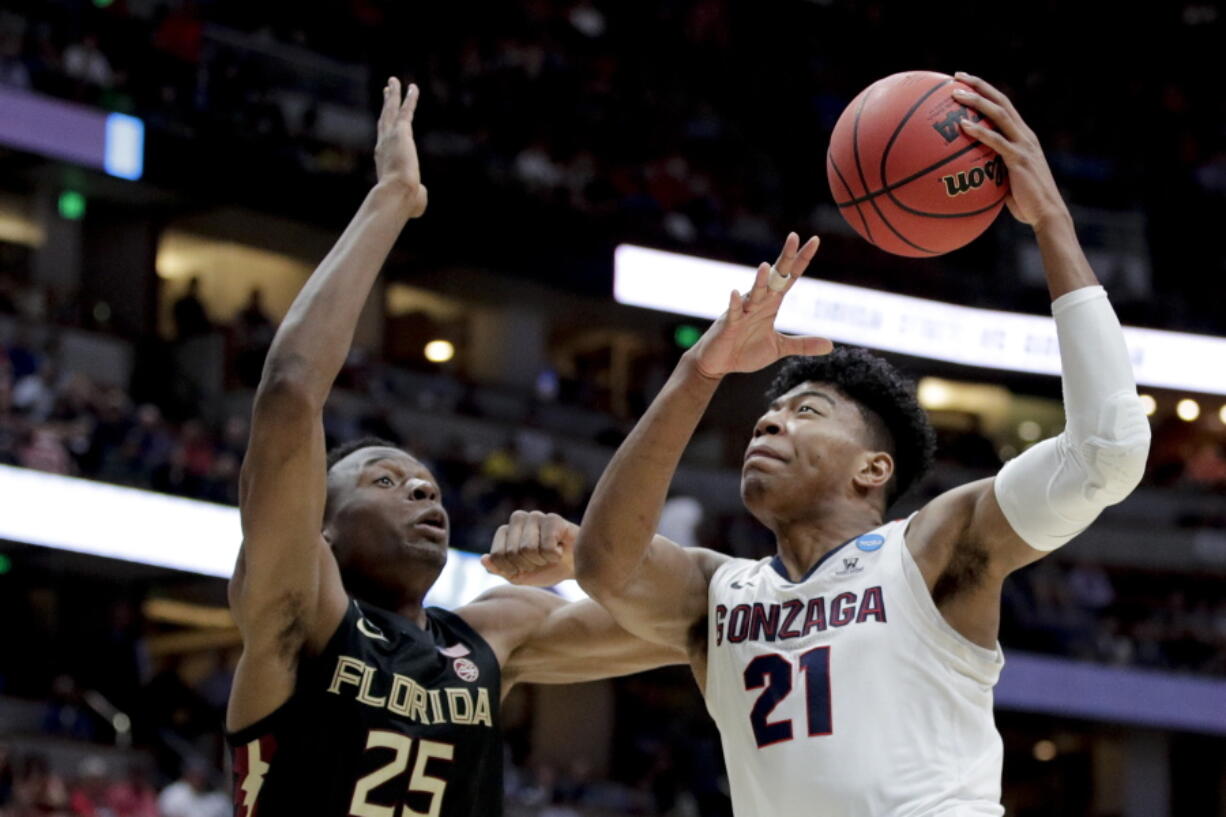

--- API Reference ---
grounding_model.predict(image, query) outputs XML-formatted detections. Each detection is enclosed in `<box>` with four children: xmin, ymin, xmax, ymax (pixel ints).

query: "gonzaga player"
<box><xmin>575</xmin><ymin>73</ymin><xmax>1151</xmax><ymax>816</ymax></box>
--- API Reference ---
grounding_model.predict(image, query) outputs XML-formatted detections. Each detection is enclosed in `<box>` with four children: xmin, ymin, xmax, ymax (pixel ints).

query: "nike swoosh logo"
<box><xmin>357</xmin><ymin>617</ymin><xmax>389</xmax><ymax>642</ymax></box>
<box><xmin>730</xmin><ymin>581</ymin><xmax>755</xmax><ymax>589</ymax></box>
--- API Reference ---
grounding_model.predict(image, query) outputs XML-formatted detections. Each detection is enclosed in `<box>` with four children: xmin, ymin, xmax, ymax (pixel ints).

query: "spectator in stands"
<box><xmin>67</xmin><ymin>755</ymin><xmax>109</xmax><ymax>817</ymax></box>
<box><xmin>231</xmin><ymin>289</ymin><xmax>274</xmax><ymax>388</ymax></box>
<box><xmin>11</xmin><ymin>753</ymin><xmax>69</xmax><ymax>817</ymax></box>
<box><xmin>17</xmin><ymin>427</ymin><xmax>73</xmax><ymax>476</ymax></box>
<box><xmin>103</xmin><ymin>765</ymin><xmax>157</xmax><ymax>817</ymax></box>
<box><xmin>155</xmin><ymin>760</ymin><xmax>227</xmax><ymax>817</ymax></box>
<box><xmin>171</xmin><ymin>279</ymin><xmax>211</xmax><ymax>341</ymax></box>
<box><xmin>62</xmin><ymin>34</ymin><xmax>113</xmax><ymax>90</ymax></box>
<box><xmin>11</xmin><ymin>360</ymin><xmax>58</xmax><ymax>421</ymax></box>
<box><xmin>0</xmin><ymin>743</ymin><xmax>13</xmax><ymax>812</ymax></box>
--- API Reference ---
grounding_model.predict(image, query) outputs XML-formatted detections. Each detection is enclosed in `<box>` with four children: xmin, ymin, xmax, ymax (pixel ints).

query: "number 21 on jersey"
<box><xmin>743</xmin><ymin>646</ymin><xmax>832</xmax><ymax>748</ymax></box>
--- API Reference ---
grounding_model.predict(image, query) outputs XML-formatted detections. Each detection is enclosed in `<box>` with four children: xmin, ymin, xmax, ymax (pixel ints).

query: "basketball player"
<box><xmin>226</xmin><ymin>79</ymin><xmax>682</xmax><ymax>817</ymax></box>
<box><xmin>574</xmin><ymin>72</ymin><xmax>1151</xmax><ymax>816</ymax></box>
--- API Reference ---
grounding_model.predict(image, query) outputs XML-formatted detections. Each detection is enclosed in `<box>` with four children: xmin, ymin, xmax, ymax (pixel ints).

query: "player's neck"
<box><xmin>348</xmin><ymin>576</ymin><xmax>434</xmax><ymax>629</ymax></box>
<box><xmin>771</xmin><ymin>503</ymin><xmax>883</xmax><ymax>582</ymax></box>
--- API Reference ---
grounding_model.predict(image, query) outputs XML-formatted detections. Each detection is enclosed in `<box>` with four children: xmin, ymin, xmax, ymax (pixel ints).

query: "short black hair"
<box><xmin>766</xmin><ymin>347</ymin><xmax>936</xmax><ymax>504</ymax></box>
<box><xmin>326</xmin><ymin>436</ymin><xmax>402</xmax><ymax>472</ymax></box>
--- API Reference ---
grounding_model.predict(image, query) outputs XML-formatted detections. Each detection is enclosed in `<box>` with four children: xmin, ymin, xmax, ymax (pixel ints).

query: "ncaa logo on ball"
<box><xmin>856</xmin><ymin>534</ymin><xmax>885</xmax><ymax>552</ymax></box>
<box><xmin>453</xmin><ymin>657</ymin><xmax>480</xmax><ymax>682</ymax></box>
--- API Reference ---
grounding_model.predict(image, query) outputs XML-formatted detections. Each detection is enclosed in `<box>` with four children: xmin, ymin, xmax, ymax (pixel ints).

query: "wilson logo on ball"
<box><xmin>931</xmin><ymin>105</ymin><xmax>984</xmax><ymax>143</ymax></box>
<box><xmin>939</xmin><ymin>156</ymin><xmax>1008</xmax><ymax>198</ymax></box>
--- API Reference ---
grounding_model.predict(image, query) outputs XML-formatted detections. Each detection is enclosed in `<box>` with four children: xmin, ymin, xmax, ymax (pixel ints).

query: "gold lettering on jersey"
<box><xmin>408</xmin><ymin>680</ymin><xmax>430</xmax><ymax>723</ymax></box>
<box><xmin>446</xmin><ymin>689</ymin><xmax>473</xmax><ymax>725</ymax></box>
<box><xmin>328</xmin><ymin>656</ymin><xmax>366</xmax><ymax>694</ymax></box>
<box><xmin>358</xmin><ymin>665</ymin><xmax>387</xmax><ymax>708</ymax></box>
<box><xmin>471</xmin><ymin>688</ymin><xmax>492</xmax><ymax>727</ymax></box>
<box><xmin>428</xmin><ymin>689</ymin><xmax>445</xmax><ymax>723</ymax></box>
<box><xmin>326</xmin><ymin>655</ymin><xmax>495</xmax><ymax>729</ymax></box>
<box><xmin>387</xmin><ymin>675</ymin><xmax>419</xmax><ymax>721</ymax></box>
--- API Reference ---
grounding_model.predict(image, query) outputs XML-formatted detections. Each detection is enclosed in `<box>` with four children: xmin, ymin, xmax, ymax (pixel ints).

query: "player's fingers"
<box><xmin>950</xmin><ymin>88</ymin><xmax>1021</xmax><ymax>143</ymax></box>
<box><xmin>954</xmin><ymin>72</ymin><xmax>1020</xmax><ymax>119</ymax></box>
<box><xmin>779</xmin><ymin>333</ymin><xmax>834</xmax><ymax>358</ymax></box>
<box><xmin>746</xmin><ymin>261</ymin><xmax>771</xmax><ymax>308</ymax></box>
<box><xmin>516</xmin><ymin>513</ymin><xmax>551</xmax><ymax>568</ymax></box>
<box><xmin>785</xmin><ymin>236</ymin><xmax>820</xmax><ymax>289</ymax></box>
<box><xmin>378</xmin><ymin>80</ymin><xmax>397</xmax><ymax>131</ymax></box>
<box><xmin>400</xmin><ymin>82</ymin><xmax>419</xmax><ymax>121</ymax></box>
<box><xmin>480</xmin><ymin>554</ymin><xmax>511</xmax><ymax>578</ymax></box>
<box><xmin>725</xmin><ymin>289</ymin><xmax>745</xmax><ymax>324</ymax></box>
<box><xmin>539</xmin><ymin>514</ymin><xmax>565</xmax><ymax>562</ymax></box>
<box><xmin>958</xmin><ymin>119</ymin><xmax>1017</xmax><ymax>160</ymax></box>
<box><xmin>487</xmin><ymin>528</ymin><xmax>517</xmax><ymax>577</ymax></box>
<box><xmin>771</xmin><ymin>232</ymin><xmax>801</xmax><ymax>277</ymax></box>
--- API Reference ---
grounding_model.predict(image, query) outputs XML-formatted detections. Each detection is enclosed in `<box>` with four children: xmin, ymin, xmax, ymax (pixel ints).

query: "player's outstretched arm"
<box><xmin>574</xmin><ymin>236</ymin><xmax>832</xmax><ymax>655</ymax></box>
<box><xmin>227</xmin><ymin>80</ymin><xmax>427</xmax><ymax>730</ymax></box>
<box><xmin>908</xmin><ymin>75</ymin><xmax>1150</xmax><ymax>589</ymax></box>
<box><xmin>471</xmin><ymin>511</ymin><xmax>687</xmax><ymax>686</ymax></box>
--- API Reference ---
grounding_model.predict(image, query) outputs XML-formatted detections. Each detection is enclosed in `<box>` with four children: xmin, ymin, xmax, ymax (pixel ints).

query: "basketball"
<box><xmin>827</xmin><ymin>71</ymin><xmax>1010</xmax><ymax>257</ymax></box>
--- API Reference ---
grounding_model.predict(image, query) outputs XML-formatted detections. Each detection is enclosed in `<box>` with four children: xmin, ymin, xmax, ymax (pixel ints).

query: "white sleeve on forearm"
<box><xmin>993</xmin><ymin>286</ymin><xmax>1151</xmax><ymax>551</ymax></box>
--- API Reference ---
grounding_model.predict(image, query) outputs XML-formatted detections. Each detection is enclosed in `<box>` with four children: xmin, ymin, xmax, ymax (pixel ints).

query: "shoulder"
<box><xmin>683</xmin><ymin>546</ymin><xmax>735</xmax><ymax>580</ymax></box>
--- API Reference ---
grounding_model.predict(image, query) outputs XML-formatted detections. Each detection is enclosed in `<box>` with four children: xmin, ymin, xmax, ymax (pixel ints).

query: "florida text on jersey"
<box><xmin>228</xmin><ymin>599</ymin><xmax>503</xmax><ymax>817</ymax></box>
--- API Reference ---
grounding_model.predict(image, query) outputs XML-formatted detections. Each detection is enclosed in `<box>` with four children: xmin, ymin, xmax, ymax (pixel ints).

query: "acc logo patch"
<box><xmin>453</xmin><ymin>657</ymin><xmax>480</xmax><ymax>682</ymax></box>
<box><xmin>855</xmin><ymin>533</ymin><xmax>885</xmax><ymax>552</ymax></box>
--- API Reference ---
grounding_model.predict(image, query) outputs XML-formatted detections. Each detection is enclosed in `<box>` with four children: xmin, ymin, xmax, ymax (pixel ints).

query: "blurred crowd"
<box><xmin>1</xmin><ymin>1</ymin><xmax>1224</xmax><ymax>327</ymax></box>
<box><xmin>0</xmin><ymin>749</ymin><xmax>229</xmax><ymax>817</ymax></box>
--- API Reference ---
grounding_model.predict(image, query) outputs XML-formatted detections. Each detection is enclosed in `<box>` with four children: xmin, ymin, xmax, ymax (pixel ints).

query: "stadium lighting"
<box><xmin>614</xmin><ymin>244</ymin><xmax>1226</xmax><ymax>396</ymax></box>
<box><xmin>917</xmin><ymin>378</ymin><xmax>953</xmax><ymax>410</ymax></box>
<box><xmin>58</xmin><ymin>190</ymin><xmax>85</xmax><ymax>220</ymax></box>
<box><xmin>674</xmin><ymin>324</ymin><xmax>702</xmax><ymax>349</ymax></box>
<box><xmin>1176</xmin><ymin>398</ymin><xmax>1200</xmax><ymax>422</ymax></box>
<box><xmin>1017</xmin><ymin>421</ymin><xmax>1041</xmax><ymax>442</ymax></box>
<box><xmin>1139</xmin><ymin>394</ymin><xmax>1157</xmax><ymax>416</ymax></box>
<box><xmin>1032</xmin><ymin>740</ymin><xmax>1057</xmax><ymax>762</ymax></box>
<box><xmin>424</xmin><ymin>339</ymin><xmax>455</xmax><ymax>363</ymax></box>
<box><xmin>0</xmin><ymin>464</ymin><xmax>584</xmax><ymax>607</ymax></box>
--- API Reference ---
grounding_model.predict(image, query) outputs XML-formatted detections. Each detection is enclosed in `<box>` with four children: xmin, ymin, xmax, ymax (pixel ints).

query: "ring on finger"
<box><xmin>768</xmin><ymin>265</ymin><xmax>791</xmax><ymax>292</ymax></box>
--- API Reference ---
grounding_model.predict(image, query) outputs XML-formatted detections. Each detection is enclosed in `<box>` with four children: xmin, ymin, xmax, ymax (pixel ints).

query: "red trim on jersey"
<box><xmin>233</xmin><ymin>733</ymin><xmax>278</xmax><ymax>817</ymax></box>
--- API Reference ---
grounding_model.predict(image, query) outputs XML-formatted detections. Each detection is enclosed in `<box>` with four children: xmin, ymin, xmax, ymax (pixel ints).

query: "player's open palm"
<box><xmin>951</xmin><ymin>73</ymin><xmax>1066</xmax><ymax>229</ymax></box>
<box><xmin>375</xmin><ymin>77</ymin><xmax>428</xmax><ymax>218</ymax></box>
<box><xmin>691</xmin><ymin>233</ymin><xmax>832</xmax><ymax>379</ymax></box>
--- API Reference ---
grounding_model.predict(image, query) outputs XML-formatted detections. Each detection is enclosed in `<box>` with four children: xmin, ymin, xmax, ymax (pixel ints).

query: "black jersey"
<box><xmin>228</xmin><ymin>599</ymin><xmax>502</xmax><ymax>817</ymax></box>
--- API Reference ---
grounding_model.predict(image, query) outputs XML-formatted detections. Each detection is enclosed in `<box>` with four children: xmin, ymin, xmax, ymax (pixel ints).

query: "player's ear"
<box><xmin>852</xmin><ymin>450</ymin><xmax>894</xmax><ymax>493</ymax></box>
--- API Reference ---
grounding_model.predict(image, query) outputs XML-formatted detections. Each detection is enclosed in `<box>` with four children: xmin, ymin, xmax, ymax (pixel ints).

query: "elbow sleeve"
<box><xmin>994</xmin><ymin>287</ymin><xmax>1151</xmax><ymax>551</ymax></box>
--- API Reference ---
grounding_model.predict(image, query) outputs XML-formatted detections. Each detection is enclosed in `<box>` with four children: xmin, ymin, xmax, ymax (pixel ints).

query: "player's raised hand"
<box><xmin>481</xmin><ymin>510</ymin><xmax>576</xmax><ymax>587</ymax></box>
<box><xmin>375</xmin><ymin>77</ymin><xmax>428</xmax><ymax>218</ymax></box>
<box><xmin>952</xmin><ymin>73</ymin><xmax>1067</xmax><ymax>229</ymax></box>
<box><xmin>690</xmin><ymin>233</ymin><xmax>832</xmax><ymax>380</ymax></box>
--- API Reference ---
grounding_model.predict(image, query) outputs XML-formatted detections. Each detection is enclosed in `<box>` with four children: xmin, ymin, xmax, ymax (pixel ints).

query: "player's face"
<box><xmin>741</xmin><ymin>382</ymin><xmax>875</xmax><ymax>523</ymax></box>
<box><xmin>326</xmin><ymin>448</ymin><xmax>450</xmax><ymax>579</ymax></box>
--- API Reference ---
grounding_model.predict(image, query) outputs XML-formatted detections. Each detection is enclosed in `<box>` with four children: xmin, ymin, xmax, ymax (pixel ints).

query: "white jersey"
<box><xmin>704</xmin><ymin>516</ymin><xmax>1005</xmax><ymax>817</ymax></box>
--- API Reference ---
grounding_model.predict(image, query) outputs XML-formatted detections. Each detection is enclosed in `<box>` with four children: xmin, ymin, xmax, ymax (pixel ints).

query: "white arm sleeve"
<box><xmin>993</xmin><ymin>286</ymin><xmax>1151</xmax><ymax>551</ymax></box>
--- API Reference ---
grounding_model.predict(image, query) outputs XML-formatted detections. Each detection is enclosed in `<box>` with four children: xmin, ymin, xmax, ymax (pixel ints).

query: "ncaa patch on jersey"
<box><xmin>453</xmin><ymin>657</ymin><xmax>480</xmax><ymax>682</ymax></box>
<box><xmin>855</xmin><ymin>533</ymin><xmax>885</xmax><ymax>552</ymax></box>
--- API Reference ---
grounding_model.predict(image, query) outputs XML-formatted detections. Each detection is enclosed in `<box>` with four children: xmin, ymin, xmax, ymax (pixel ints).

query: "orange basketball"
<box><xmin>826</xmin><ymin>71</ymin><xmax>1010</xmax><ymax>257</ymax></box>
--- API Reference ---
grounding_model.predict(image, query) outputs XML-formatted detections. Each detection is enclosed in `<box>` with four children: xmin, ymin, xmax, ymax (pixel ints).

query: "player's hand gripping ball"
<box><xmin>827</xmin><ymin>71</ymin><xmax>1011</xmax><ymax>257</ymax></box>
